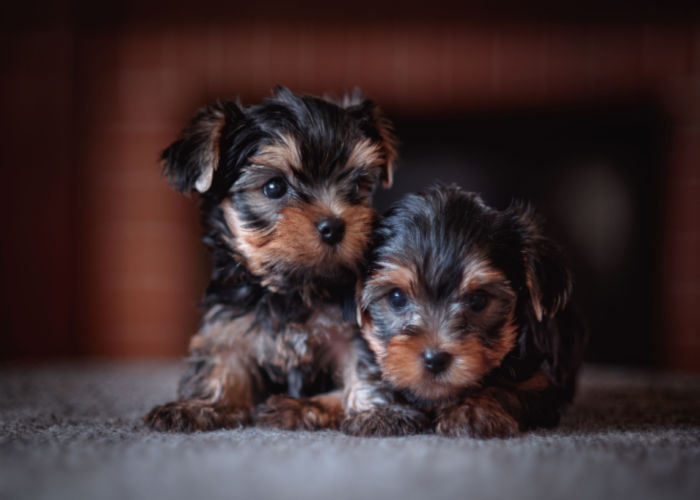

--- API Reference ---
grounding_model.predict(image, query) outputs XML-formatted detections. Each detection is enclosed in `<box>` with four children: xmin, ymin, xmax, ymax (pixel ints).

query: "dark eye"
<box><xmin>387</xmin><ymin>288</ymin><xmax>409</xmax><ymax>312</ymax></box>
<box><xmin>467</xmin><ymin>291</ymin><xmax>489</xmax><ymax>312</ymax></box>
<box><xmin>344</xmin><ymin>180</ymin><xmax>361</xmax><ymax>204</ymax></box>
<box><xmin>349</xmin><ymin>174</ymin><xmax>374</xmax><ymax>201</ymax></box>
<box><xmin>262</xmin><ymin>177</ymin><xmax>287</xmax><ymax>199</ymax></box>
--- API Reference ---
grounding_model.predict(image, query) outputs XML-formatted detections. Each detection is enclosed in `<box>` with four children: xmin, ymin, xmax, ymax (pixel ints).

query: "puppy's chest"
<box><xmin>196</xmin><ymin>302</ymin><xmax>356</xmax><ymax>396</ymax></box>
<box><xmin>254</xmin><ymin>305</ymin><xmax>354</xmax><ymax>373</ymax></box>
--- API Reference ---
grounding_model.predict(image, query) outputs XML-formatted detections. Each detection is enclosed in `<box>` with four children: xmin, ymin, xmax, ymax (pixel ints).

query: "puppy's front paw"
<box><xmin>255</xmin><ymin>394</ymin><xmax>342</xmax><ymax>430</ymax></box>
<box><xmin>144</xmin><ymin>400</ymin><xmax>251</xmax><ymax>432</ymax></box>
<box><xmin>340</xmin><ymin>406</ymin><xmax>429</xmax><ymax>437</ymax></box>
<box><xmin>436</xmin><ymin>393</ymin><xmax>519</xmax><ymax>439</ymax></box>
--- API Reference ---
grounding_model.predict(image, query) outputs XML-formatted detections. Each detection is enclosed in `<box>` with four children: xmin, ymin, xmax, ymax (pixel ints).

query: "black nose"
<box><xmin>316</xmin><ymin>217</ymin><xmax>345</xmax><ymax>245</ymax></box>
<box><xmin>422</xmin><ymin>349</ymin><xmax>452</xmax><ymax>375</ymax></box>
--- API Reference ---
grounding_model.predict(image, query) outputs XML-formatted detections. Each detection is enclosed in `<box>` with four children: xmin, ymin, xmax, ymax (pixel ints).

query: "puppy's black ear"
<box><xmin>161</xmin><ymin>100</ymin><xmax>243</xmax><ymax>193</ymax></box>
<box><xmin>342</xmin><ymin>91</ymin><xmax>399</xmax><ymax>188</ymax></box>
<box><xmin>507</xmin><ymin>202</ymin><xmax>573</xmax><ymax>323</ymax></box>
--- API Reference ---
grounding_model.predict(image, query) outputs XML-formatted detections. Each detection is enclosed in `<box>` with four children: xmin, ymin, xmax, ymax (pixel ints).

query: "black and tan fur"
<box><xmin>144</xmin><ymin>87</ymin><xmax>397</xmax><ymax>432</ymax></box>
<box><xmin>341</xmin><ymin>185</ymin><xmax>586</xmax><ymax>438</ymax></box>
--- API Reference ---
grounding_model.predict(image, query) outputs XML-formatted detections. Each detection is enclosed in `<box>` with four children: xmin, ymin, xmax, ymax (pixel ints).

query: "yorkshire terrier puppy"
<box><xmin>144</xmin><ymin>86</ymin><xmax>397</xmax><ymax>432</ymax></box>
<box><xmin>342</xmin><ymin>185</ymin><xmax>586</xmax><ymax>438</ymax></box>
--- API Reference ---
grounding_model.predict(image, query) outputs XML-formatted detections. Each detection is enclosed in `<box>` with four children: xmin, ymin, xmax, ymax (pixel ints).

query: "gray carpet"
<box><xmin>1</xmin><ymin>362</ymin><xmax>699</xmax><ymax>500</ymax></box>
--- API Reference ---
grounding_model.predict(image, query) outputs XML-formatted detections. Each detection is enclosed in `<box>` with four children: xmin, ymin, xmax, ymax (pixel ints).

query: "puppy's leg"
<box><xmin>145</xmin><ymin>349</ymin><xmax>258</xmax><ymax>432</ymax></box>
<box><xmin>340</xmin><ymin>360</ymin><xmax>429</xmax><ymax>437</ymax></box>
<box><xmin>341</xmin><ymin>405</ymin><xmax>429</xmax><ymax>437</ymax></box>
<box><xmin>144</xmin><ymin>400</ymin><xmax>251</xmax><ymax>433</ymax></box>
<box><xmin>256</xmin><ymin>376</ymin><xmax>428</xmax><ymax>436</ymax></box>
<box><xmin>436</xmin><ymin>371</ymin><xmax>562</xmax><ymax>438</ymax></box>
<box><xmin>256</xmin><ymin>391</ymin><xmax>344</xmax><ymax>430</ymax></box>
<box><xmin>436</xmin><ymin>389</ymin><xmax>519</xmax><ymax>438</ymax></box>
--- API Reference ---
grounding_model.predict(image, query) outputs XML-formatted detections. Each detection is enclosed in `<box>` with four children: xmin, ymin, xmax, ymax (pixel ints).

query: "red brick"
<box><xmin>641</xmin><ymin>26</ymin><xmax>691</xmax><ymax>80</ymax></box>
<box><xmin>495</xmin><ymin>28</ymin><xmax>548</xmax><ymax>100</ymax></box>
<box><xmin>663</xmin><ymin>77</ymin><xmax>700</xmax><ymax>126</ymax></box>
<box><xmin>542</xmin><ymin>27</ymin><xmax>594</xmax><ymax>98</ymax></box>
<box><xmin>584</xmin><ymin>27</ymin><xmax>643</xmax><ymax>90</ymax></box>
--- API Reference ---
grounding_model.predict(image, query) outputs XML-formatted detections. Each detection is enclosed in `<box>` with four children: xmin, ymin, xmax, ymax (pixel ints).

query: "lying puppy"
<box><xmin>145</xmin><ymin>86</ymin><xmax>397</xmax><ymax>432</ymax></box>
<box><xmin>342</xmin><ymin>184</ymin><xmax>586</xmax><ymax>438</ymax></box>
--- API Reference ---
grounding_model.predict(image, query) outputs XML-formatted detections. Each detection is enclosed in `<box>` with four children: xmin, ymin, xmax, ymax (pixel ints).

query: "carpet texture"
<box><xmin>1</xmin><ymin>362</ymin><xmax>699</xmax><ymax>500</ymax></box>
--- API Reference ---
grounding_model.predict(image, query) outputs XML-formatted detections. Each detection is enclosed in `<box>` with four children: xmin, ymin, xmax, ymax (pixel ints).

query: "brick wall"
<box><xmin>2</xmin><ymin>7</ymin><xmax>698</xmax><ymax>368</ymax></box>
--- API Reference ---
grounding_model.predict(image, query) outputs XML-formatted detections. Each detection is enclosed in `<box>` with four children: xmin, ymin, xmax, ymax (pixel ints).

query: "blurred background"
<box><xmin>1</xmin><ymin>1</ymin><xmax>698</xmax><ymax>371</ymax></box>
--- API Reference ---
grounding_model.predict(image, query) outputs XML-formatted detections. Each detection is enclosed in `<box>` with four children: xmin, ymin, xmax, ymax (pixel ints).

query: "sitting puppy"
<box><xmin>342</xmin><ymin>185</ymin><xmax>586</xmax><ymax>438</ymax></box>
<box><xmin>145</xmin><ymin>86</ymin><xmax>397</xmax><ymax>432</ymax></box>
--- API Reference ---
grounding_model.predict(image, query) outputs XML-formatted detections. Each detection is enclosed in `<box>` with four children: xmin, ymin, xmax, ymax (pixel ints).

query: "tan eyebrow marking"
<box><xmin>364</xmin><ymin>259</ymin><xmax>419</xmax><ymax>307</ymax></box>
<box><xmin>459</xmin><ymin>258</ymin><xmax>509</xmax><ymax>294</ymax></box>
<box><xmin>248</xmin><ymin>133</ymin><xmax>301</xmax><ymax>175</ymax></box>
<box><xmin>346</xmin><ymin>137</ymin><xmax>383</xmax><ymax>168</ymax></box>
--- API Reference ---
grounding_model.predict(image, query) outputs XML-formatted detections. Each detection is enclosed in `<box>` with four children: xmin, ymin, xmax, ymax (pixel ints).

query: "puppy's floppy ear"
<box><xmin>342</xmin><ymin>90</ymin><xmax>399</xmax><ymax>188</ymax></box>
<box><xmin>507</xmin><ymin>202</ymin><xmax>573</xmax><ymax>323</ymax></box>
<box><xmin>161</xmin><ymin>100</ymin><xmax>244</xmax><ymax>193</ymax></box>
